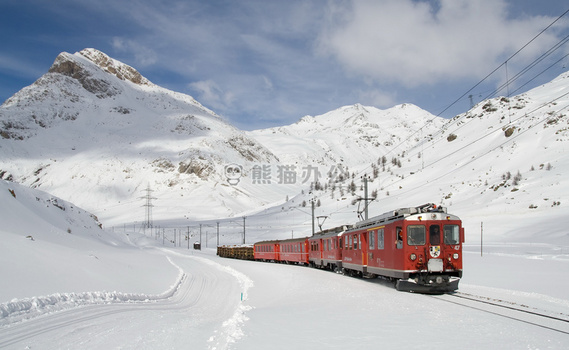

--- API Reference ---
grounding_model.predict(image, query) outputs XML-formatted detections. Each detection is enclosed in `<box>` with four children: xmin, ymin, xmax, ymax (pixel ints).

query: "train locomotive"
<box><xmin>218</xmin><ymin>203</ymin><xmax>464</xmax><ymax>293</ymax></box>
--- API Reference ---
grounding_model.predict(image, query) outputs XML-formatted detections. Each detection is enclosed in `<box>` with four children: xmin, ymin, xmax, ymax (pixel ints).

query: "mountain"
<box><xmin>0</xmin><ymin>49</ymin><xmax>279</xmax><ymax>223</ymax></box>
<box><xmin>248</xmin><ymin>103</ymin><xmax>444</xmax><ymax>168</ymax></box>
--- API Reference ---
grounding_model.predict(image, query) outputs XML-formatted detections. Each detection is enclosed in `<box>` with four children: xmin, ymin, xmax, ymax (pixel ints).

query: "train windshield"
<box><xmin>407</xmin><ymin>225</ymin><xmax>426</xmax><ymax>246</ymax></box>
<box><xmin>444</xmin><ymin>225</ymin><xmax>460</xmax><ymax>245</ymax></box>
<box><xmin>430</xmin><ymin>225</ymin><xmax>441</xmax><ymax>245</ymax></box>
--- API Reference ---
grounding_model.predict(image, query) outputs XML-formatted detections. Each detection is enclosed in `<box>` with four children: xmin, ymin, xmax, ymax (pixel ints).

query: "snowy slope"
<box><xmin>0</xmin><ymin>179</ymin><xmax>180</xmax><ymax>302</ymax></box>
<box><xmin>248</xmin><ymin>103</ymin><xmax>444</xmax><ymax>167</ymax></box>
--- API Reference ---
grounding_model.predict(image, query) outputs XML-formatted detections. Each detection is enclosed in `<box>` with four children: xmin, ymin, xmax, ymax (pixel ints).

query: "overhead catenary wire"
<box><xmin>370</xmin><ymin>93</ymin><xmax>569</xmax><ymax>201</ymax></box>
<box><xmin>346</xmin><ymin>7</ymin><xmax>569</xmax><ymax>188</ymax></box>
<box><xmin>380</xmin><ymin>8</ymin><xmax>569</xmax><ymax>161</ymax></box>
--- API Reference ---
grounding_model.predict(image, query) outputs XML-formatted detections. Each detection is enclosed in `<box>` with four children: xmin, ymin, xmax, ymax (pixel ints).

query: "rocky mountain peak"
<box><xmin>77</xmin><ymin>48</ymin><xmax>151</xmax><ymax>86</ymax></box>
<box><xmin>46</xmin><ymin>48</ymin><xmax>151</xmax><ymax>97</ymax></box>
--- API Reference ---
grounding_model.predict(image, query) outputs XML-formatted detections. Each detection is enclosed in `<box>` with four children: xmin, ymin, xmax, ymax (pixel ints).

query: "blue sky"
<box><xmin>1</xmin><ymin>0</ymin><xmax>568</xmax><ymax>130</ymax></box>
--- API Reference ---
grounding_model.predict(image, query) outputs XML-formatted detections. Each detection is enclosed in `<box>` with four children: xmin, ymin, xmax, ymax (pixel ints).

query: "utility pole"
<box><xmin>358</xmin><ymin>174</ymin><xmax>372</xmax><ymax>221</ymax></box>
<box><xmin>363</xmin><ymin>174</ymin><xmax>369</xmax><ymax>220</ymax></box>
<box><xmin>243</xmin><ymin>217</ymin><xmax>246</xmax><ymax>244</ymax></box>
<box><xmin>217</xmin><ymin>222</ymin><xmax>220</xmax><ymax>247</ymax></box>
<box><xmin>481</xmin><ymin>222</ymin><xmax>484</xmax><ymax>257</ymax></box>
<box><xmin>310</xmin><ymin>198</ymin><xmax>315</xmax><ymax>236</ymax></box>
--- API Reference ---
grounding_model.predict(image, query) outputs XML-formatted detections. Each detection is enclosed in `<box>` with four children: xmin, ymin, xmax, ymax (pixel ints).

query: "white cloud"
<box><xmin>318</xmin><ymin>0</ymin><xmax>565</xmax><ymax>87</ymax></box>
<box><xmin>188</xmin><ymin>80</ymin><xmax>235</xmax><ymax>111</ymax></box>
<box><xmin>112</xmin><ymin>38</ymin><xmax>158</xmax><ymax>67</ymax></box>
<box><xmin>357</xmin><ymin>88</ymin><xmax>398</xmax><ymax>108</ymax></box>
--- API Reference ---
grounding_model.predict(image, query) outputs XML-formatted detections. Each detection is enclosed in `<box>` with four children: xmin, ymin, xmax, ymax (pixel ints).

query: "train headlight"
<box><xmin>410</xmin><ymin>253</ymin><xmax>417</xmax><ymax>261</ymax></box>
<box><xmin>453</xmin><ymin>253</ymin><xmax>459</xmax><ymax>260</ymax></box>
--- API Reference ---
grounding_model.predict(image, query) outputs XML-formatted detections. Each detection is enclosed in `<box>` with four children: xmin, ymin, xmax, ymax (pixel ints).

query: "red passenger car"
<box><xmin>254</xmin><ymin>240</ymin><xmax>279</xmax><ymax>262</ymax></box>
<box><xmin>278</xmin><ymin>237</ymin><xmax>309</xmax><ymax>265</ymax></box>
<box><xmin>308</xmin><ymin>226</ymin><xmax>346</xmax><ymax>271</ymax></box>
<box><xmin>341</xmin><ymin>203</ymin><xmax>464</xmax><ymax>292</ymax></box>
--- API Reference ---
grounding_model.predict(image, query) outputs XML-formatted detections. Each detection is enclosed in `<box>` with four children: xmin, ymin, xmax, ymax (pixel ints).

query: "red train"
<box><xmin>222</xmin><ymin>203</ymin><xmax>464</xmax><ymax>293</ymax></box>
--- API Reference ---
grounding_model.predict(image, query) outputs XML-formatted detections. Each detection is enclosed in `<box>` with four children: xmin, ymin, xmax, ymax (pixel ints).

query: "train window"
<box><xmin>353</xmin><ymin>235</ymin><xmax>358</xmax><ymax>250</ymax></box>
<box><xmin>430</xmin><ymin>225</ymin><xmax>441</xmax><ymax>245</ymax></box>
<box><xmin>407</xmin><ymin>225</ymin><xmax>426</xmax><ymax>246</ymax></box>
<box><xmin>444</xmin><ymin>225</ymin><xmax>460</xmax><ymax>244</ymax></box>
<box><xmin>396</xmin><ymin>227</ymin><xmax>403</xmax><ymax>249</ymax></box>
<box><xmin>369</xmin><ymin>230</ymin><xmax>375</xmax><ymax>250</ymax></box>
<box><xmin>349</xmin><ymin>235</ymin><xmax>353</xmax><ymax>250</ymax></box>
<box><xmin>378</xmin><ymin>228</ymin><xmax>384</xmax><ymax>250</ymax></box>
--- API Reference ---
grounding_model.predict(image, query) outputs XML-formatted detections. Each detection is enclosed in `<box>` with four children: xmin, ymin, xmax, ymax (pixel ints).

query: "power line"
<box><xmin>380</xmin><ymin>7</ymin><xmax>569</xmax><ymax>161</ymax></box>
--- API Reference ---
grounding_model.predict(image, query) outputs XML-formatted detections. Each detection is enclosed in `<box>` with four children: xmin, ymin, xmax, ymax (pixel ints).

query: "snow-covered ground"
<box><xmin>2</xmin><ymin>240</ymin><xmax>568</xmax><ymax>349</ymax></box>
<box><xmin>1</xmin><ymin>180</ymin><xmax>568</xmax><ymax>349</ymax></box>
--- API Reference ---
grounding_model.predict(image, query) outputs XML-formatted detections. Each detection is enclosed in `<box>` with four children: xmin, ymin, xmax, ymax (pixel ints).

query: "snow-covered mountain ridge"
<box><xmin>0</xmin><ymin>49</ymin><xmax>280</xmax><ymax>222</ymax></box>
<box><xmin>248</xmin><ymin>103</ymin><xmax>444</xmax><ymax>167</ymax></box>
<box><xmin>0</xmin><ymin>48</ymin><xmax>568</xmax><ymax>241</ymax></box>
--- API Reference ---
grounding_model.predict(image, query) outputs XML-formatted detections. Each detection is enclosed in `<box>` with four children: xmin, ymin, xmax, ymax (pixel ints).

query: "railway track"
<box><xmin>432</xmin><ymin>291</ymin><xmax>569</xmax><ymax>335</ymax></box>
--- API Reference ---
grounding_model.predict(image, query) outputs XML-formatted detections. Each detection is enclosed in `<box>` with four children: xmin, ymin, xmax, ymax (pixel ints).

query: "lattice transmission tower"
<box><xmin>141</xmin><ymin>184</ymin><xmax>156</xmax><ymax>229</ymax></box>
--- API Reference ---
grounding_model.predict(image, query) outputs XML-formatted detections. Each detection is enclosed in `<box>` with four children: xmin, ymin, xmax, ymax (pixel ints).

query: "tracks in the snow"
<box><xmin>431</xmin><ymin>291</ymin><xmax>569</xmax><ymax>335</ymax></box>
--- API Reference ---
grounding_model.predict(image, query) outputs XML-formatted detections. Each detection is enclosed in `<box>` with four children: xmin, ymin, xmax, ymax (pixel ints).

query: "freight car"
<box><xmin>217</xmin><ymin>245</ymin><xmax>254</xmax><ymax>260</ymax></box>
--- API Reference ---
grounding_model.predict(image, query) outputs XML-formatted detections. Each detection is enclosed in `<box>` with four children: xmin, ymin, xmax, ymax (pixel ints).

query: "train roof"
<box><xmin>310</xmin><ymin>225</ymin><xmax>351</xmax><ymax>239</ymax></box>
<box><xmin>254</xmin><ymin>236</ymin><xmax>310</xmax><ymax>245</ymax></box>
<box><xmin>353</xmin><ymin>203</ymin><xmax>454</xmax><ymax>230</ymax></box>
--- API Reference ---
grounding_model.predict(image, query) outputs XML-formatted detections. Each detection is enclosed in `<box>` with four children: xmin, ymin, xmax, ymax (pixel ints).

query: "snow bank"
<box><xmin>0</xmin><ymin>256</ymin><xmax>185</xmax><ymax>325</ymax></box>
